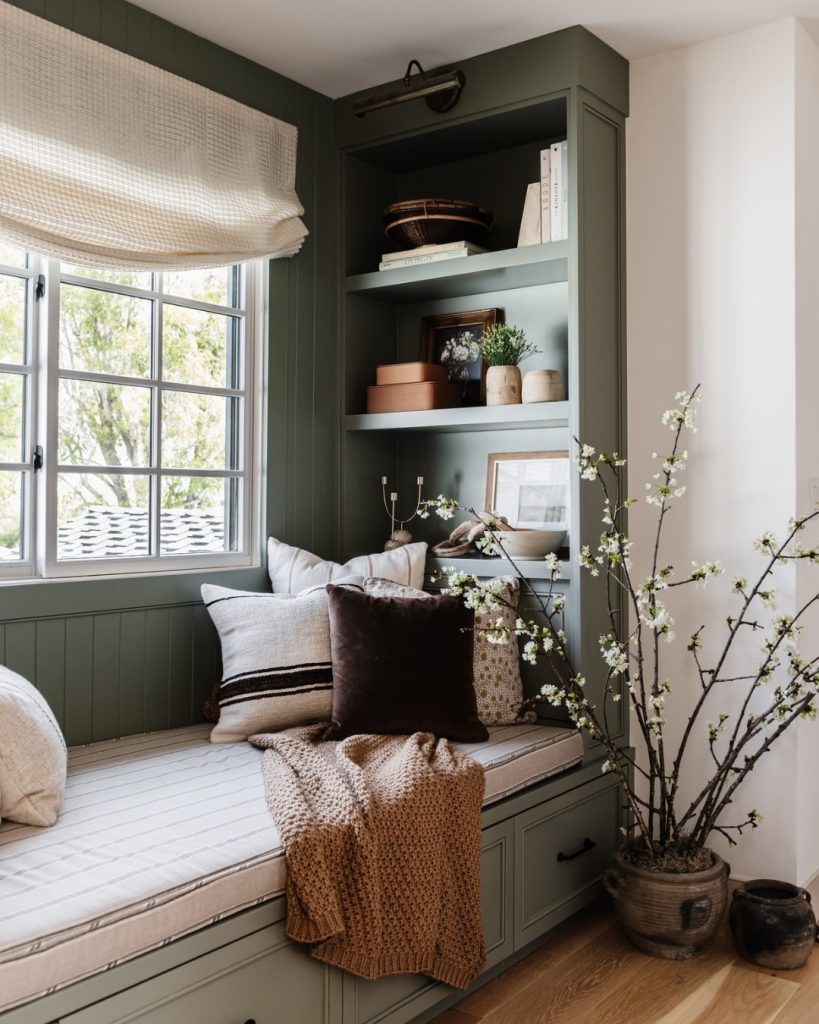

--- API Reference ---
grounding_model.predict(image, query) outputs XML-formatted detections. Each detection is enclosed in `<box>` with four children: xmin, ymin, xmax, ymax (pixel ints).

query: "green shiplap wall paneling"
<box><xmin>92</xmin><ymin>614</ymin><xmax>120</xmax><ymax>741</ymax></box>
<box><xmin>4</xmin><ymin>620</ymin><xmax>36</xmax><ymax>685</ymax></box>
<box><xmin>0</xmin><ymin>0</ymin><xmax>339</xmax><ymax>742</ymax></box>
<box><xmin>64</xmin><ymin>616</ymin><xmax>94</xmax><ymax>745</ymax></box>
<box><xmin>145</xmin><ymin>608</ymin><xmax>171</xmax><ymax>734</ymax></box>
<box><xmin>168</xmin><ymin>605</ymin><xmax>194</xmax><ymax>729</ymax></box>
<box><xmin>0</xmin><ymin>604</ymin><xmax>222</xmax><ymax>745</ymax></box>
<box><xmin>35</xmin><ymin>618</ymin><xmax>66</xmax><ymax>725</ymax></box>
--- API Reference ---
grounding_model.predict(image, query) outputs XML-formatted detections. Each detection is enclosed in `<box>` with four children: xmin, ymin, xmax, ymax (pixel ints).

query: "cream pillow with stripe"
<box><xmin>267</xmin><ymin>537</ymin><xmax>427</xmax><ymax>594</ymax></box>
<box><xmin>203</xmin><ymin>579</ymin><xmax>363</xmax><ymax>743</ymax></box>
<box><xmin>0</xmin><ymin>665</ymin><xmax>67</xmax><ymax>826</ymax></box>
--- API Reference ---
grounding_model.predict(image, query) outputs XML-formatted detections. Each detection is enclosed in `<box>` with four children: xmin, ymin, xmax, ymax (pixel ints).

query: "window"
<box><xmin>0</xmin><ymin>245</ymin><xmax>260</xmax><ymax>578</ymax></box>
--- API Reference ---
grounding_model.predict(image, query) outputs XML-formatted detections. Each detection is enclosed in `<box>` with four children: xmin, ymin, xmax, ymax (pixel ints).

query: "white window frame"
<box><xmin>0</xmin><ymin>255</ymin><xmax>262</xmax><ymax>580</ymax></box>
<box><xmin>0</xmin><ymin>256</ymin><xmax>38</xmax><ymax>579</ymax></box>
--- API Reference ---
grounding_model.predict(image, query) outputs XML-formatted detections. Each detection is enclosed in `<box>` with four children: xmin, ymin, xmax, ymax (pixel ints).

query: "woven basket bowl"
<box><xmin>383</xmin><ymin>198</ymin><xmax>494</xmax><ymax>248</ymax></box>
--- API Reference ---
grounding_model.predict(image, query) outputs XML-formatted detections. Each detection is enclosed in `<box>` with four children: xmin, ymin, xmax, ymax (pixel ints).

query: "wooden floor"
<box><xmin>428</xmin><ymin>901</ymin><xmax>819</xmax><ymax>1024</ymax></box>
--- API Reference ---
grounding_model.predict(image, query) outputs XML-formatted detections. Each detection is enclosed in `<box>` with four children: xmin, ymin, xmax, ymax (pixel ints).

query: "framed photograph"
<box><xmin>420</xmin><ymin>308</ymin><xmax>501</xmax><ymax>406</ymax></box>
<box><xmin>485</xmin><ymin>451</ymin><xmax>570</xmax><ymax>531</ymax></box>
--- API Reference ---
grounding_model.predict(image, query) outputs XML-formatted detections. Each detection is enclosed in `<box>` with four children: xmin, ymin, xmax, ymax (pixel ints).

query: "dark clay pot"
<box><xmin>730</xmin><ymin>879</ymin><xmax>817</xmax><ymax>969</ymax></box>
<box><xmin>604</xmin><ymin>850</ymin><xmax>730</xmax><ymax>959</ymax></box>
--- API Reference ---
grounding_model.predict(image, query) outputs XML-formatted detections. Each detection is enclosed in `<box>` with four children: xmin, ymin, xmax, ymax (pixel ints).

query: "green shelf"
<box><xmin>426</xmin><ymin>554</ymin><xmax>571</xmax><ymax>581</ymax></box>
<box><xmin>344</xmin><ymin>242</ymin><xmax>569</xmax><ymax>303</ymax></box>
<box><xmin>344</xmin><ymin>400</ymin><xmax>569</xmax><ymax>434</ymax></box>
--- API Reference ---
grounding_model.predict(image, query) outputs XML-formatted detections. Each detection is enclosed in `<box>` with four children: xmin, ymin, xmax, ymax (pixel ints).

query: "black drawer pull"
<box><xmin>244</xmin><ymin>1020</ymin><xmax>256</xmax><ymax>1024</ymax></box>
<box><xmin>557</xmin><ymin>837</ymin><xmax>596</xmax><ymax>862</ymax></box>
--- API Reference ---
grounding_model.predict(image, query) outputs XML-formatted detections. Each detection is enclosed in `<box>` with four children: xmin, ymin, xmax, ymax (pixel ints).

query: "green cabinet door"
<box><xmin>514</xmin><ymin>774</ymin><xmax>621</xmax><ymax>949</ymax></box>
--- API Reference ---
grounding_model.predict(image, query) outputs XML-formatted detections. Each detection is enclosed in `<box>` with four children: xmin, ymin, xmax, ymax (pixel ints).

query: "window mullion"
<box><xmin>18</xmin><ymin>257</ymin><xmax>38</xmax><ymax>571</ymax></box>
<box><xmin>152</xmin><ymin>277</ymin><xmax>163</xmax><ymax>559</ymax></box>
<box><xmin>36</xmin><ymin>258</ymin><xmax>61</xmax><ymax>576</ymax></box>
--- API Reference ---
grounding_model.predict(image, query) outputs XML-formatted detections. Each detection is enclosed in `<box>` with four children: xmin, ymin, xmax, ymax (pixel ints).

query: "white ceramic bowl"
<box><xmin>498</xmin><ymin>529</ymin><xmax>566</xmax><ymax>559</ymax></box>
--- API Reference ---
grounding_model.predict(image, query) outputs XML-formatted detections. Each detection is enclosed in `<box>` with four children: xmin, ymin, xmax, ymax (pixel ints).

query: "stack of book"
<box><xmin>378</xmin><ymin>241</ymin><xmax>487</xmax><ymax>271</ymax></box>
<box><xmin>517</xmin><ymin>139</ymin><xmax>569</xmax><ymax>245</ymax></box>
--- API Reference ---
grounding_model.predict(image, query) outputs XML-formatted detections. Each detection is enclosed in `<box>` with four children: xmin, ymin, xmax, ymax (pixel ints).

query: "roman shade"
<box><xmin>0</xmin><ymin>3</ymin><xmax>307</xmax><ymax>269</ymax></box>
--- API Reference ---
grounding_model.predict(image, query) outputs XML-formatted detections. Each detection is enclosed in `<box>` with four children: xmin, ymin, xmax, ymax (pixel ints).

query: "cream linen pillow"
<box><xmin>267</xmin><ymin>537</ymin><xmax>427</xmax><ymax>594</ymax></box>
<box><xmin>0</xmin><ymin>665</ymin><xmax>67</xmax><ymax>826</ymax></box>
<box><xmin>363</xmin><ymin>576</ymin><xmax>536</xmax><ymax>727</ymax></box>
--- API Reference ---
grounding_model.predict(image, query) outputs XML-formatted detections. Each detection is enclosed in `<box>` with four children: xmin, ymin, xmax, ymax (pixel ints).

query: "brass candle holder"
<box><xmin>381</xmin><ymin>475</ymin><xmax>424</xmax><ymax>550</ymax></box>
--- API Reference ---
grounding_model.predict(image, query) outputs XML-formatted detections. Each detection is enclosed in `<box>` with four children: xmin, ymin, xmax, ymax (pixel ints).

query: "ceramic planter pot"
<box><xmin>730</xmin><ymin>879</ymin><xmax>817</xmax><ymax>969</ymax></box>
<box><xmin>603</xmin><ymin>850</ymin><xmax>730</xmax><ymax>959</ymax></box>
<box><xmin>486</xmin><ymin>365</ymin><xmax>521</xmax><ymax>406</ymax></box>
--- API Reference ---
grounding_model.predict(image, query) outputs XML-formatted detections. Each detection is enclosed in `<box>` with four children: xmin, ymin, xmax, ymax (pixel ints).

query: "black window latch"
<box><xmin>32</xmin><ymin>445</ymin><xmax>43</xmax><ymax>471</ymax></box>
<box><xmin>34</xmin><ymin>274</ymin><xmax>45</xmax><ymax>301</ymax></box>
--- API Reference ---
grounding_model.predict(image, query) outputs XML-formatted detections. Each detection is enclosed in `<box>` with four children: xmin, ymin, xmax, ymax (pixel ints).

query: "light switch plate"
<box><xmin>810</xmin><ymin>477</ymin><xmax>819</xmax><ymax>511</ymax></box>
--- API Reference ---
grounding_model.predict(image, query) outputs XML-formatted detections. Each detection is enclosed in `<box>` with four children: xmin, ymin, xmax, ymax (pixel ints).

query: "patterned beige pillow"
<box><xmin>363</xmin><ymin>576</ymin><xmax>535</xmax><ymax>727</ymax></box>
<box><xmin>0</xmin><ymin>665</ymin><xmax>67</xmax><ymax>826</ymax></box>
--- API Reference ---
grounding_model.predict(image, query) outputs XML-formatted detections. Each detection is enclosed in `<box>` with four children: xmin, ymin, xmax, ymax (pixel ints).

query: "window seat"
<box><xmin>0</xmin><ymin>722</ymin><xmax>583</xmax><ymax>1014</ymax></box>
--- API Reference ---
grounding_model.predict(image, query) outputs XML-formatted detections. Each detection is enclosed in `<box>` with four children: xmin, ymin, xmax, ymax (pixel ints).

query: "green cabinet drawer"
<box><xmin>343</xmin><ymin>818</ymin><xmax>514</xmax><ymax>1024</ymax></box>
<box><xmin>61</xmin><ymin>922</ymin><xmax>341</xmax><ymax>1024</ymax></box>
<box><xmin>514</xmin><ymin>774</ymin><xmax>621</xmax><ymax>948</ymax></box>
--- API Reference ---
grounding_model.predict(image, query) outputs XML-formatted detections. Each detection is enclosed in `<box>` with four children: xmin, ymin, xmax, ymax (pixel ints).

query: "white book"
<box><xmin>378</xmin><ymin>250</ymin><xmax>472</xmax><ymax>271</ymax></box>
<box><xmin>539</xmin><ymin>149</ymin><xmax>551</xmax><ymax>244</ymax></box>
<box><xmin>560</xmin><ymin>139</ymin><xmax>569</xmax><ymax>240</ymax></box>
<box><xmin>381</xmin><ymin>240</ymin><xmax>486</xmax><ymax>262</ymax></box>
<box><xmin>517</xmin><ymin>182</ymin><xmax>541</xmax><ymax>246</ymax></box>
<box><xmin>550</xmin><ymin>142</ymin><xmax>563</xmax><ymax>242</ymax></box>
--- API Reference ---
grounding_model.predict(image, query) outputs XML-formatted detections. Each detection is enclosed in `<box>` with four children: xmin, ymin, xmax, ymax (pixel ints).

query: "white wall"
<box><xmin>794</xmin><ymin>21</ymin><xmax>819</xmax><ymax>885</ymax></box>
<box><xmin>627</xmin><ymin>18</ymin><xmax>819</xmax><ymax>882</ymax></box>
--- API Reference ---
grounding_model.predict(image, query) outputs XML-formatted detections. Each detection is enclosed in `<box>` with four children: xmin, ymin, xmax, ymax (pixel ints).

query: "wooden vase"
<box><xmin>522</xmin><ymin>369</ymin><xmax>565</xmax><ymax>403</ymax></box>
<box><xmin>604</xmin><ymin>850</ymin><xmax>729</xmax><ymax>959</ymax></box>
<box><xmin>486</xmin><ymin>365</ymin><xmax>522</xmax><ymax>406</ymax></box>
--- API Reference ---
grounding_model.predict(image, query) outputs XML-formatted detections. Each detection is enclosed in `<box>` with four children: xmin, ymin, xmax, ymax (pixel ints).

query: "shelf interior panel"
<box><xmin>349</xmin><ymin>97</ymin><xmax>568</xmax><ymax>173</ymax></box>
<box><xmin>344</xmin><ymin>401</ymin><xmax>569</xmax><ymax>434</ymax></box>
<box><xmin>426</xmin><ymin>554</ymin><xmax>570</xmax><ymax>581</ymax></box>
<box><xmin>345</xmin><ymin>243</ymin><xmax>569</xmax><ymax>303</ymax></box>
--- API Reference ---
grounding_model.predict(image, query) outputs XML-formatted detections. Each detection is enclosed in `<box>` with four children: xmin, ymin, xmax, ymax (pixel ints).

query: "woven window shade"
<box><xmin>0</xmin><ymin>3</ymin><xmax>307</xmax><ymax>269</ymax></box>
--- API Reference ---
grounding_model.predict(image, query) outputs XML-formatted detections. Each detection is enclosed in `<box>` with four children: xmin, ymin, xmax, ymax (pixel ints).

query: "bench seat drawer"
<box><xmin>61</xmin><ymin>922</ymin><xmax>339</xmax><ymax>1024</ymax></box>
<box><xmin>515</xmin><ymin>773</ymin><xmax>621</xmax><ymax>948</ymax></box>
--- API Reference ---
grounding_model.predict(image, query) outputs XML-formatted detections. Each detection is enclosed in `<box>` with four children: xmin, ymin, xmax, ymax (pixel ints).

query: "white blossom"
<box><xmin>578</xmin><ymin>544</ymin><xmax>599</xmax><ymax>576</ymax></box>
<box><xmin>754</xmin><ymin>530</ymin><xmax>778</xmax><ymax>554</ymax></box>
<box><xmin>600</xmin><ymin>634</ymin><xmax>628</xmax><ymax>675</ymax></box>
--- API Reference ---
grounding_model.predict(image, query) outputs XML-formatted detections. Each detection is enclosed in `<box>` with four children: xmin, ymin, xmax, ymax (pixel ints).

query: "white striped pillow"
<box><xmin>267</xmin><ymin>537</ymin><xmax>427</xmax><ymax>594</ymax></box>
<box><xmin>202</xmin><ymin>579</ymin><xmax>363</xmax><ymax>743</ymax></box>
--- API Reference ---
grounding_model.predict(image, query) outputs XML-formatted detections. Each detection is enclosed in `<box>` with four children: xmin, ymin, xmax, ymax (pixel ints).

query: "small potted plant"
<box><xmin>421</xmin><ymin>388</ymin><xmax>819</xmax><ymax>960</ymax></box>
<box><xmin>479</xmin><ymin>323</ymin><xmax>539</xmax><ymax>406</ymax></box>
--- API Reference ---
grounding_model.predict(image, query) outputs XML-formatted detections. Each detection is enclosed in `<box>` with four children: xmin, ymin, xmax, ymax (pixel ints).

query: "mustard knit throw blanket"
<box><xmin>250</xmin><ymin>726</ymin><xmax>486</xmax><ymax>988</ymax></box>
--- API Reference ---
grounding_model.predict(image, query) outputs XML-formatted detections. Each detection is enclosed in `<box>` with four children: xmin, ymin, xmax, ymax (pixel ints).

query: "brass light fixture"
<box><xmin>353</xmin><ymin>60</ymin><xmax>465</xmax><ymax>118</ymax></box>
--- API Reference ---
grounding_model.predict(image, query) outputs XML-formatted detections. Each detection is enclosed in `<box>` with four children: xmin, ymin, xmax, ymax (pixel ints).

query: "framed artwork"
<box><xmin>485</xmin><ymin>451</ymin><xmax>570</xmax><ymax>531</ymax></box>
<box><xmin>419</xmin><ymin>308</ymin><xmax>501</xmax><ymax>406</ymax></box>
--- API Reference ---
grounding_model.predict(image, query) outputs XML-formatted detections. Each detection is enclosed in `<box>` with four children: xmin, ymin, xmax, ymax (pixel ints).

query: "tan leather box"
<box><xmin>375</xmin><ymin>361</ymin><xmax>449</xmax><ymax>386</ymax></box>
<box><xmin>366</xmin><ymin>381</ymin><xmax>461</xmax><ymax>413</ymax></box>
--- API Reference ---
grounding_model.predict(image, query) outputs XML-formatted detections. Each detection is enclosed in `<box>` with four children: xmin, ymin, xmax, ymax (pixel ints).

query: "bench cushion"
<box><xmin>0</xmin><ymin>722</ymin><xmax>582</xmax><ymax>1013</ymax></box>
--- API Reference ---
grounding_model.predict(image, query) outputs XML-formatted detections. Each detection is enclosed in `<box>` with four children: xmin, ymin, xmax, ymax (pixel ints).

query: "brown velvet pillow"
<box><xmin>324</xmin><ymin>585</ymin><xmax>488</xmax><ymax>743</ymax></box>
